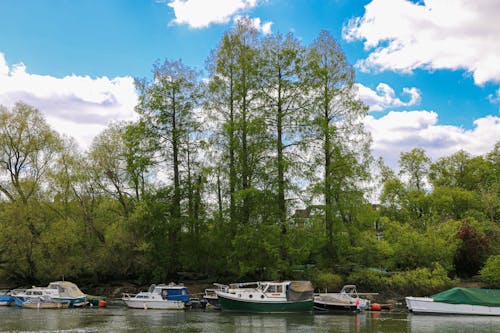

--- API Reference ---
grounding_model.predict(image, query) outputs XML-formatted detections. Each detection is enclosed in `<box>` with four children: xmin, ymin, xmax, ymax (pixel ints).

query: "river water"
<box><xmin>1</xmin><ymin>305</ymin><xmax>499</xmax><ymax>332</ymax></box>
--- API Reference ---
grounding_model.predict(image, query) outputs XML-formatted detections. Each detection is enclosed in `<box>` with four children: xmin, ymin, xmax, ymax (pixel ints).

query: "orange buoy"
<box><xmin>371</xmin><ymin>303</ymin><xmax>381</xmax><ymax>311</ymax></box>
<box><xmin>98</xmin><ymin>300</ymin><xmax>107</xmax><ymax>307</ymax></box>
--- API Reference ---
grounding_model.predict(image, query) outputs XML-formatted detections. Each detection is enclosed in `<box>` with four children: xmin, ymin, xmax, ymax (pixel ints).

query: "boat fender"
<box><xmin>98</xmin><ymin>300</ymin><xmax>107</xmax><ymax>307</ymax></box>
<box><xmin>371</xmin><ymin>303</ymin><xmax>381</xmax><ymax>311</ymax></box>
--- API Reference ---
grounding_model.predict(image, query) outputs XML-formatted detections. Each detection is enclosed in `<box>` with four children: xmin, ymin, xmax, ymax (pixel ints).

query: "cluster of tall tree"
<box><xmin>0</xmin><ymin>20</ymin><xmax>498</xmax><ymax>286</ymax></box>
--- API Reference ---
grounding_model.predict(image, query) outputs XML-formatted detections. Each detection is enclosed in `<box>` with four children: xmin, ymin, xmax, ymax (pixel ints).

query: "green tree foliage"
<box><xmin>479</xmin><ymin>255</ymin><xmax>500</xmax><ymax>288</ymax></box>
<box><xmin>0</xmin><ymin>103</ymin><xmax>62</xmax><ymax>282</ymax></box>
<box><xmin>135</xmin><ymin>58</ymin><xmax>202</xmax><ymax>275</ymax></box>
<box><xmin>1</xmin><ymin>26</ymin><xmax>498</xmax><ymax>290</ymax></box>
<box><xmin>305</xmin><ymin>30</ymin><xmax>370</xmax><ymax>264</ymax></box>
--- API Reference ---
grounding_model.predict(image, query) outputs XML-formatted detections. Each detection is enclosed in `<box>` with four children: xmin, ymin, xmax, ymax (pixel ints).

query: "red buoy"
<box><xmin>371</xmin><ymin>303</ymin><xmax>381</xmax><ymax>311</ymax></box>
<box><xmin>98</xmin><ymin>300</ymin><xmax>107</xmax><ymax>307</ymax></box>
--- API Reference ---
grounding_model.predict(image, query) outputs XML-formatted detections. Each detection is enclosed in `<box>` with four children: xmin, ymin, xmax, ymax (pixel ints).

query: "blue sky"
<box><xmin>0</xmin><ymin>0</ymin><xmax>499</xmax><ymax>167</ymax></box>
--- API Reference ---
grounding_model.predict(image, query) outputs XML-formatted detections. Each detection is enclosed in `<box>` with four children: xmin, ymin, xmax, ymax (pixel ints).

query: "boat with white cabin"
<box><xmin>12</xmin><ymin>281</ymin><xmax>87</xmax><ymax>308</ymax></box>
<box><xmin>216</xmin><ymin>281</ymin><xmax>314</xmax><ymax>313</ymax></box>
<box><xmin>13</xmin><ymin>287</ymin><xmax>70</xmax><ymax>309</ymax></box>
<box><xmin>122</xmin><ymin>283</ymin><xmax>190</xmax><ymax>310</ymax></box>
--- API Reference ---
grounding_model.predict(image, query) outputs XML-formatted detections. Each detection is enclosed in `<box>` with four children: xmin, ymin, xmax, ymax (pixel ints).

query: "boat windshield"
<box><xmin>264</xmin><ymin>284</ymin><xmax>284</xmax><ymax>293</ymax></box>
<box><xmin>257</xmin><ymin>283</ymin><xmax>267</xmax><ymax>292</ymax></box>
<box><xmin>148</xmin><ymin>285</ymin><xmax>156</xmax><ymax>293</ymax></box>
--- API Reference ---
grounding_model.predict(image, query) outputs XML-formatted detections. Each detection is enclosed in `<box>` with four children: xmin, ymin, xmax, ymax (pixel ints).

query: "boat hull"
<box><xmin>204</xmin><ymin>295</ymin><xmax>220</xmax><ymax>309</ymax></box>
<box><xmin>0</xmin><ymin>295</ymin><xmax>14</xmax><ymax>306</ymax></box>
<box><xmin>123</xmin><ymin>298</ymin><xmax>185</xmax><ymax>310</ymax></box>
<box><xmin>218</xmin><ymin>294</ymin><xmax>313</xmax><ymax>313</ymax></box>
<box><xmin>14</xmin><ymin>297</ymin><xmax>70</xmax><ymax>309</ymax></box>
<box><xmin>22</xmin><ymin>301</ymin><xmax>70</xmax><ymax>309</ymax></box>
<box><xmin>406</xmin><ymin>297</ymin><xmax>500</xmax><ymax>316</ymax></box>
<box><xmin>314</xmin><ymin>299</ymin><xmax>358</xmax><ymax>312</ymax></box>
<box><xmin>53</xmin><ymin>296</ymin><xmax>87</xmax><ymax>308</ymax></box>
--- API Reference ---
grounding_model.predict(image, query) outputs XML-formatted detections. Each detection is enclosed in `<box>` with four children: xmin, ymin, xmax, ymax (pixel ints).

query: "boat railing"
<box><xmin>121</xmin><ymin>292</ymin><xmax>137</xmax><ymax>299</ymax></box>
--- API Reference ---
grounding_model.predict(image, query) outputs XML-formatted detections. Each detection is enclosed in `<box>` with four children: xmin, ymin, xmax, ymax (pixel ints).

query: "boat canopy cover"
<box><xmin>432</xmin><ymin>288</ymin><xmax>500</xmax><ymax>307</ymax></box>
<box><xmin>287</xmin><ymin>281</ymin><xmax>313</xmax><ymax>301</ymax></box>
<box><xmin>47</xmin><ymin>281</ymin><xmax>85</xmax><ymax>298</ymax></box>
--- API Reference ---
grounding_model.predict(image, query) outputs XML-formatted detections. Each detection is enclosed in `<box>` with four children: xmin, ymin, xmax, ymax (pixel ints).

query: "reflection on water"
<box><xmin>408</xmin><ymin>313</ymin><xmax>500</xmax><ymax>333</ymax></box>
<box><xmin>1</xmin><ymin>305</ymin><xmax>499</xmax><ymax>332</ymax></box>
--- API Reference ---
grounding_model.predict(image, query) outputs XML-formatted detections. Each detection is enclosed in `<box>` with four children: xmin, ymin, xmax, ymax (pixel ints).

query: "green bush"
<box><xmin>347</xmin><ymin>264</ymin><xmax>458</xmax><ymax>297</ymax></box>
<box><xmin>347</xmin><ymin>269</ymin><xmax>388</xmax><ymax>293</ymax></box>
<box><xmin>389</xmin><ymin>263</ymin><xmax>457</xmax><ymax>296</ymax></box>
<box><xmin>313</xmin><ymin>271</ymin><xmax>343</xmax><ymax>292</ymax></box>
<box><xmin>479</xmin><ymin>255</ymin><xmax>500</xmax><ymax>288</ymax></box>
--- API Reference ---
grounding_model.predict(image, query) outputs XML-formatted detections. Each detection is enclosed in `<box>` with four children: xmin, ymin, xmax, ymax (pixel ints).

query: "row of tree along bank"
<box><xmin>0</xmin><ymin>19</ymin><xmax>498</xmax><ymax>292</ymax></box>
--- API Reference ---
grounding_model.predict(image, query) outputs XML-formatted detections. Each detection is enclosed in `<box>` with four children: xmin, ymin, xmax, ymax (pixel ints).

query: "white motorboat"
<box><xmin>12</xmin><ymin>281</ymin><xmax>87</xmax><ymax>308</ymax></box>
<box><xmin>314</xmin><ymin>285</ymin><xmax>371</xmax><ymax>312</ymax></box>
<box><xmin>406</xmin><ymin>288</ymin><xmax>500</xmax><ymax>316</ymax></box>
<box><xmin>122</xmin><ymin>283</ymin><xmax>189</xmax><ymax>310</ymax></box>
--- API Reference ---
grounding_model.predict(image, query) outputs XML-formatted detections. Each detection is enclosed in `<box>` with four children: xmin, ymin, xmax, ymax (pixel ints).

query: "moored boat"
<box><xmin>314</xmin><ymin>285</ymin><xmax>370</xmax><ymax>313</ymax></box>
<box><xmin>216</xmin><ymin>281</ymin><xmax>314</xmax><ymax>313</ymax></box>
<box><xmin>122</xmin><ymin>283</ymin><xmax>190</xmax><ymax>310</ymax></box>
<box><xmin>406</xmin><ymin>288</ymin><xmax>500</xmax><ymax>316</ymax></box>
<box><xmin>46</xmin><ymin>281</ymin><xmax>87</xmax><ymax>307</ymax></box>
<box><xmin>12</xmin><ymin>282</ymin><xmax>87</xmax><ymax>308</ymax></box>
<box><xmin>13</xmin><ymin>286</ymin><xmax>59</xmax><ymax>303</ymax></box>
<box><xmin>0</xmin><ymin>290</ymin><xmax>14</xmax><ymax>306</ymax></box>
<box><xmin>13</xmin><ymin>287</ymin><xmax>70</xmax><ymax>309</ymax></box>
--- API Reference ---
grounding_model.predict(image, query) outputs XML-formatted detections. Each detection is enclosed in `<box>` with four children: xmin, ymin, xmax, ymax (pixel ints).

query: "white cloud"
<box><xmin>356</xmin><ymin>82</ymin><xmax>421</xmax><ymax>111</ymax></box>
<box><xmin>234</xmin><ymin>15</ymin><xmax>272</xmax><ymax>34</ymax></box>
<box><xmin>0</xmin><ymin>53</ymin><xmax>8</xmax><ymax>76</ymax></box>
<box><xmin>488</xmin><ymin>88</ymin><xmax>500</xmax><ymax>104</ymax></box>
<box><xmin>167</xmin><ymin>0</ymin><xmax>259</xmax><ymax>28</ymax></box>
<box><xmin>0</xmin><ymin>52</ymin><xmax>138</xmax><ymax>150</ymax></box>
<box><xmin>365</xmin><ymin>110</ymin><xmax>500</xmax><ymax>168</ymax></box>
<box><xmin>344</xmin><ymin>0</ymin><xmax>500</xmax><ymax>85</ymax></box>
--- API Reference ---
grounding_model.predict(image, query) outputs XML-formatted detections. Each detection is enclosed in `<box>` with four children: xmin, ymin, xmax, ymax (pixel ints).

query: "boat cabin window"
<box><xmin>265</xmin><ymin>284</ymin><xmax>283</xmax><ymax>293</ymax></box>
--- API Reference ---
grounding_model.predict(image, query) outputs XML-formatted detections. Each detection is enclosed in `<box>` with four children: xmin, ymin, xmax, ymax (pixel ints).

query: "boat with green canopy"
<box><xmin>406</xmin><ymin>288</ymin><xmax>500</xmax><ymax>316</ymax></box>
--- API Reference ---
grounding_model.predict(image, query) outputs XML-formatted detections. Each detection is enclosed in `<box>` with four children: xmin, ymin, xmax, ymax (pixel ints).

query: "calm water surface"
<box><xmin>1</xmin><ymin>305</ymin><xmax>499</xmax><ymax>332</ymax></box>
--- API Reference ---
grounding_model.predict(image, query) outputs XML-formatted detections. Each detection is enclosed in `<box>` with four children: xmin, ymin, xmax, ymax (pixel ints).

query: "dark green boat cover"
<box><xmin>432</xmin><ymin>288</ymin><xmax>500</xmax><ymax>307</ymax></box>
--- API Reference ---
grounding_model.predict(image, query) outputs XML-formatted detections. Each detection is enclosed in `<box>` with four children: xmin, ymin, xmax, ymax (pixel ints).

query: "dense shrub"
<box><xmin>479</xmin><ymin>255</ymin><xmax>500</xmax><ymax>288</ymax></box>
<box><xmin>313</xmin><ymin>271</ymin><xmax>343</xmax><ymax>292</ymax></box>
<box><xmin>389</xmin><ymin>263</ymin><xmax>457</xmax><ymax>296</ymax></box>
<box><xmin>347</xmin><ymin>264</ymin><xmax>457</xmax><ymax>297</ymax></box>
<box><xmin>347</xmin><ymin>269</ymin><xmax>388</xmax><ymax>293</ymax></box>
<box><xmin>453</xmin><ymin>219</ymin><xmax>491</xmax><ymax>277</ymax></box>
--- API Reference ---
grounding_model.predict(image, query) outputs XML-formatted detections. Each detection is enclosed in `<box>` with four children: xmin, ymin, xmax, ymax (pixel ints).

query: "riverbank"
<box><xmin>1</xmin><ymin>278</ymin><xmax>486</xmax><ymax>306</ymax></box>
